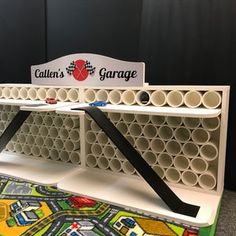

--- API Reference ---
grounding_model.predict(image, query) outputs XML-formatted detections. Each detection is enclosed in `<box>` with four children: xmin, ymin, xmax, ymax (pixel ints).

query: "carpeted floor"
<box><xmin>216</xmin><ymin>190</ymin><xmax>236</xmax><ymax>235</ymax></box>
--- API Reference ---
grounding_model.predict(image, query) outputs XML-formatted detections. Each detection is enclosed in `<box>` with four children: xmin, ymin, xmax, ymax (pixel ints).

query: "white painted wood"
<box><xmin>56</xmin><ymin>103</ymin><xmax>221</xmax><ymax>118</ymax></box>
<box><xmin>57</xmin><ymin>168</ymin><xmax>220</xmax><ymax>227</ymax></box>
<box><xmin>0</xmin><ymin>153</ymin><xmax>79</xmax><ymax>185</ymax></box>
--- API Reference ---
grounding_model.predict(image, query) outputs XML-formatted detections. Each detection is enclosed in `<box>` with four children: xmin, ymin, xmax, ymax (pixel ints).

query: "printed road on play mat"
<box><xmin>0</xmin><ymin>175</ymin><xmax>198</xmax><ymax>236</ymax></box>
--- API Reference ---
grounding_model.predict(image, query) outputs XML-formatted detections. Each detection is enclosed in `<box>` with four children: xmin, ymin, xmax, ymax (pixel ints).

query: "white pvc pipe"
<box><xmin>135</xmin><ymin>137</ymin><xmax>149</xmax><ymax>151</ymax></box>
<box><xmin>109</xmin><ymin>159</ymin><xmax>122</xmax><ymax>172</ymax></box>
<box><xmin>68</xmin><ymin>88</ymin><xmax>79</xmax><ymax>102</ymax></box>
<box><xmin>2</xmin><ymin>87</ymin><xmax>11</xmax><ymax>99</ymax></box>
<box><xmin>166</xmin><ymin>116</ymin><xmax>182</xmax><ymax>127</ymax></box>
<box><xmin>1</xmin><ymin>112</ymin><xmax>8</xmax><ymax>122</ymax></box>
<box><xmin>39</xmin><ymin>126</ymin><xmax>49</xmax><ymax>137</ymax></box>
<box><xmin>22</xmin><ymin>144</ymin><xmax>31</xmax><ymax>155</ymax></box>
<box><xmin>50</xmin><ymin>149</ymin><xmax>60</xmax><ymax>161</ymax></box>
<box><xmin>86</xmin><ymin>131</ymin><xmax>97</xmax><ymax>144</ymax></box>
<box><xmin>40</xmin><ymin>147</ymin><xmax>50</xmax><ymax>159</ymax></box>
<box><xmin>116</xmin><ymin>122</ymin><xmax>128</xmax><ymax>135</ymax></box>
<box><xmin>128</xmin><ymin>123</ymin><xmax>142</xmax><ymax>137</ymax></box>
<box><xmin>49</xmin><ymin>127</ymin><xmax>59</xmax><ymax>138</ymax></box>
<box><xmin>85</xmin><ymin>89</ymin><xmax>96</xmax><ymax>103</ymax></box>
<box><xmin>28</xmin><ymin>87</ymin><xmax>38</xmax><ymax>100</ymax></box>
<box><xmin>57</xmin><ymin>88</ymin><xmax>68</xmax><ymax>101</ymax></box>
<box><xmin>165</xmin><ymin>168</ymin><xmax>181</xmax><ymax>183</ymax></box>
<box><xmin>31</xmin><ymin>146</ymin><xmax>40</xmax><ymax>157</ymax></box>
<box><xmin>10</xmin><ymin>87</ymin><xmax>19</xmax><ymax>99</ymax></box>
<box><xmin>135</xmin><ymin>114</ymin><xmax>150</xmax><ymax>124</ymax></box>
<box><xmin>200</xmin><ymin>142</ymin><xmax>218</xmax><ymax>161</ymax></box>
<box><xmin>30</xmin><ymin>125</ymin><xmax>39</xmax><ymax>135</ymax></box>
<box><xmin>184</xmin><ymin>90</ymin><xmax>202</xmax><ymax>108</ymax></box>
<box><xmin>43</xmin><ymin>115</ymin><xmax>53</xmax><ymax>126</ymax></box>
<box><xmin>54</xmin><ymin>139</ymin><xmax>64</xmax><ymax>150</ymax></box>
<box><xmin>108</xmin><ymin>113</ymin><xmax>121</xmax><ymax>123</ymax></box>
<box><xmin>37</xmin><ymin>87</ymin><xmax>47</xmax><ymax>100</ymax></box>
<box><xmin>26</xmin><ymin>135</ymin><xmax>35</xmax><ymax>145</ymax></box>
<box><xmin>70</xmin><ymin>152</ymin><xmax>80</xmax><ymax>164</ymax></box>
<box><xmin>122</xmin><ymin>160</ymin><xmax>136</xmax><ymax>175</ymax></box>
<box><xmin>152</xmin><ymin>165</ymin><xmax>165</xmax><ymax>179</ymax></box>
<box><xmin>108</xmin><ymin>90</ymin><xmax>122</xmax><ymax>105</ymax></box>
<box><xmin>65</xmin><ymin>140</ymin><xmax>80</xmax><ymax>152</ymax></box>
<box><xmin>165</xmin><ymin>140</ymin><xmax>182</xmax><ymax>155</ymax></box>
<box><xmin>96</xmin><ymin>89</ymin><xmax>109</xmax><ymax>102</ymax></box>
<box><xmin>150</xmin><ymin>138</ymin><xmax>165</xmax><ymax>153</ymax></box>
<box><xmin>34</xmin><ymin>115</ymin><xmax>43</xmax><ymax>125</ymax></box>
<box><xmin>97</xmin><ymin>132</ymin><xmax>108</xmax><ymax>145</ymax></box>
<box><xmin>59</xmin><ymin>150</ymin><xmax>70</xmax><ymax>162</ymax></box>
<box><xmin>136</xmin><ymin>90</ymin><xmax>151</xmax><ymax>106</ymax></box>
<box><xmin>150</xmin><ymin>90</ymin><xmax>167</xmax><ymax>107</ymax></box>
<box><xmin>46</xmin><ymin>88</ymin><xmax>57</xmax><ymax>99</ymax></box>
<box><xmin>86</xmin><ymin>154</ymin><xmax>97</xmax><ymax>168</ymax></box>
<box><xmin>90</xmin><ymin>120</ymin><xmax>100</xmax><ymax>132</ymax></box>
<box><xmin>103</xmin><ymin>145</ymin><xmax>115</xmax><ymax>158</ymax></box>
<box><xmin>14</xmin><ymin>143</ymin><xmax>23</xmax><ymax>153</ymax></box>
<box><xmin>97</xmin><ymin>156</ymin><xmax>109</xmax><ymax>169</ymax></box>
<box><xmin>0</xmin><ymin>122</ymin><xmax>5</xmax><ymax>131</ymax></box>
<box><xmin>91</xmin><ymin>143</ymin><xmax>102</xmax><ymax>156</ymax></box>
<box><xmin>182</xmin><ymin>117</ymin><xmax>201</xmax><ymax>129</ymax></box>
<box><xmin>202</xmin><ymin>91</ymin><xmax>221</xmax><ymax>109</ymax></box>
<box><xmin>59</xmin><ymin>128</ymin><xmax>69</xmax><ymax>139</ymax></box>
<box><xmin>157</xmin><ymin>153</ymin><xmax>173</xmax><ymax>168</ymax></box>
<box><xmin>159</xmin><ymin>125</ymin><xmax>173</xmax><ymax>140</ymax></box>
<box><xmin>122</xmin><ymin>113</ymin><xmax>135</xmax><ymax>123</ymax></box>
<box><xmin>64</xmin><ymin>117</ymin><xmax>79</xmax><ymax>129</ymax></box>
<box><xmin>53</xmin><ymin>116</ymin><xmax>63</xmax><ymax>127</ymax></box>
<box><xmin>198</xmin><ymin>168</ymin><xmax>217</xmax><ymax>190</ymax></box>
<box><xmin>173</xmin><ymin>155</ymin><xmax>190</xmax><ymax>171</ymax></box>
<box><xmin>143</xmin><ymin>124</ymin><xmax>157</xmax><ymax>138</ymax></box>
<box><xmin>166</xmin><ymin>90</ymin><xmax>184</xmax><ymax>107</ymax></box>
<box><xmin>126</xmin><ymin>135</ymin><xmax>135</xmax><ymax>146</ymax></box>
<box><xmin>115</xmin><ymin>149</ymin><xmax>126</xmax><ymax>160</ymax></box>
<box><xmin>192</xmin><ymin>128</ymin><xmax>210</xmax><ymax>144</ymax></box>
<box><xmin>143</xmin><ymin>151</ymin><xmax>158</xmax><ymax>165</ymax></box>
<box><xmin>44</xmin><ymin>137</ymin><xmax>54</xmax><ymax>148</ymax></box>
<box><xmin>19</xmin><ymin>87</ymin><xmax>28</xmax><ymax>99</ymax></box>
<box><xmin>181</xmin><ymin>170</ymin><xmax>198</xmax><ymax>186</ymax></box>
<box><xmin>183</xmin><ymin>142</ymin><xmax>199</xmax><ymax>158</ymax></box>
<box><xmin>18</xmin><ymin>134</ymin><xmax>26</xmax><ymax>144</ymax></box>
<box><xmin>121</xmin><ymin>90</ymin><xmax>136</xmax><ymax>105</ymax></box>
<box><xmin>174</xmin><ymin>127</ymin><xmax>191</xmax><ymax>143</ymax></box>
<box><xmin>6</xmin><ymin>142</ymin><xmax>15</xmax><ymax>152</ymax></box>
<box><xmin>190</xmin><ymin>157</ymin><xmax>208</xmax><ymax>173</ymax></box>
<box><xmin>201</xmin><ymin>117</ymin><xmax>220</xmax><ymax>131</ymax></box>
<box><xmin>69</xmin><ymin>129</ymin><xmax>80</xmax><ymax>142</ymax></box>
<box><xmin>35</xmin><ymin>136</ymin><xmax>44</xmax><ymax>146</ymax></box>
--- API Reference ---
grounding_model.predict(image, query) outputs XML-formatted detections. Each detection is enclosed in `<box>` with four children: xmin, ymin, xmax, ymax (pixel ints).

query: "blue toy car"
<box><xmin>89</xmin><ymin>101</ymin><xmax>107</xmax><ymax>107</ymax></box>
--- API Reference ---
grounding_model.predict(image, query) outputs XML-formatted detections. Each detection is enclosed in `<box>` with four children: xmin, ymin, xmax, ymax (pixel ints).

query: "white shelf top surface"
<box><xmin>58</xmin><ymin>168</ymin><xmax>220</xmax><ymax>227</ymax></box>
<box><xmin>56</xmin><ymin>103</ymin><xmax>221</xmax><ymax>118</ymax></box>
<box><xmin>0</xmin><ymin>153</ymin><xmax>79</xmax><ymax>185</ymax></box>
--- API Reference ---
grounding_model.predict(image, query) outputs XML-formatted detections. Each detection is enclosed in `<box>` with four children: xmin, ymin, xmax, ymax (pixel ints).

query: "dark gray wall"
<box><xmin>0</xmin><ymin>0</ymin><xmax>235</xmax><ymax>190</ymax></box>
<box><xmin>0</xmin><ymin>0</ymin><xmax>46</xmax><ymax>83</ymax></box>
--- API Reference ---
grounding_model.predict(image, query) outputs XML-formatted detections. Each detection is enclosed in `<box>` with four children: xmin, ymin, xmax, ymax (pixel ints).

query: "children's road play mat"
<box><xmin>0</xmin><ymin>175</ymin><xmax>218</xmax><ymax>236</ymax></box>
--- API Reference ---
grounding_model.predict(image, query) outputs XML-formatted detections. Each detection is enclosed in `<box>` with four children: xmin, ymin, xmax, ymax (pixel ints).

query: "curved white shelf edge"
<box><xmin>56</xmin><ymin>103</ymin><xmax>221</xmax><ymax>118</ymax></box>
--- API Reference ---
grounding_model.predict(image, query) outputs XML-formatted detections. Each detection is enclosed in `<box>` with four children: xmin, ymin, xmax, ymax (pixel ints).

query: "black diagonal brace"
<box><xmin>73</xmin><ymin>106</ymin><xmax>200</xmax><ymax>217</ymax></box>
<box><xmin>0</xmin><ymin>110</ymin><xmax>31</xmax><ymax>153</ymax></box>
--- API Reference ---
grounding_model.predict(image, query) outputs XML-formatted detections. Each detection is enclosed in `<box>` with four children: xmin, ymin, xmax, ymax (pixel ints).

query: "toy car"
<box><xmin>89</xmin><ymin>101</ymin><xmax>107</xmax><ymax>107</ymax></box>
<box><xmin>45</xmin><ymin>98</ymin><xmax>57</xmax><ymax>104</ymax></box>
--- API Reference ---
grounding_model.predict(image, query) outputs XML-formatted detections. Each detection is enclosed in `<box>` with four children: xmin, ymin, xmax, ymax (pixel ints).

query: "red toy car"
<box><xmin>45</xmin><ymin>98</ymin><xmax>57</xmax><ymax>104</ymax></box>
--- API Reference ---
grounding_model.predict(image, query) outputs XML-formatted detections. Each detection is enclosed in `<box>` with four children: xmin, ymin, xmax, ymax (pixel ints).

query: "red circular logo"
<box><xmin>72</xmin><ymin>60</ymin><xmax>89</xmax><ymax>81</ymax></box>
